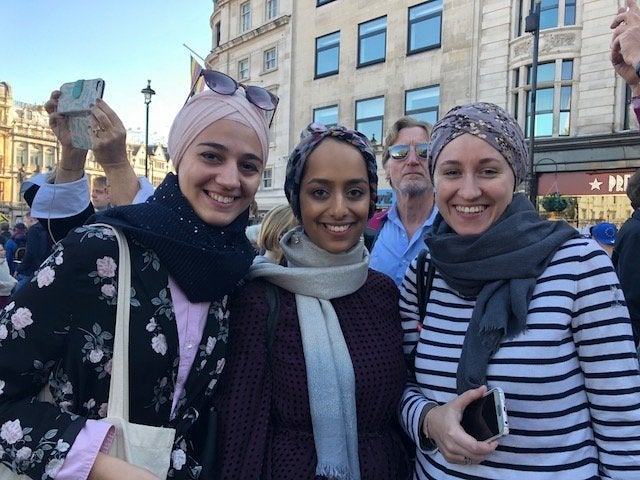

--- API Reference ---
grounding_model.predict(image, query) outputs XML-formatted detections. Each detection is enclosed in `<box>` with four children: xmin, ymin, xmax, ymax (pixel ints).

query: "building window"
<box><xmin>240</xmin><ymin>2</ymin><xmax>251</xmax><ymax>32</ymax></box>
<box><xmin>238</xmin><ymin>58</ymin><xmax>250</xmax><ymax>80</ymax></box>
<box><xmin>315</xmin><ymin>32</ymin><xmax>340</xmax><ymax>78</ymax></box>
<box><xmin>517</xmin><ymin>59</ymin><xmax>573</xmax><ymax>137</ymax></box>
<box><xmin>214</xmin><ymin>21</ymin><xmax>221</xmax><ymax>48</ymax></box>
<box><xmin>358</xmin><ymin>16</ymin><xmax>387</xmax><ymax>67</ymax></box>
<box><xmin>408</xmin><ymin>0</ymin><xmax>442</xmax><ymax>55</ymax></box>
<box><xmin>405</xmin><ymin>85</ymin><xmax>439</xmax><ymax>124</ymax></box>
<box><xmin>355</xmin><ymin>96</ymin><xmax>384</xmax><ymax>143</ymax></box>
<box><xmin>262</xmin><ymin>167</ymin><xmax>273</xmax><ymax>188</ymax></box>
<box><xmin>266</xmin><ymin>0</ymin><xmax>277</xmax><ymax>19</ymax></box>
<box><xmin>263</xmin><ymin>47</ymin><xmax>277</xmax><ymax>71</ymax></box>
<box><xmin>44</xmin><ymin>148</ymin><xmax>55</xmax><ymax>169</ymax></box>
<box><xmin>313</xmin><ymin>105</ymin><xmax>339</xmax><ymax>127</ymax></box>
<box><xmin>316</xmin><ymin>0</ymin><xmax>336</xmax><ymax>5</ymax></box>
<box><xmin>539</xmin><ymin>0</ymin><xmax>576</xmax><ymax>30</ymax></box>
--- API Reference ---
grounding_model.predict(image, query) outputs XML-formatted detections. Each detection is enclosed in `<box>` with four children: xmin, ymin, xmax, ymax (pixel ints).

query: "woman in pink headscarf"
<box><xmin>0</xmin><ymin>82</ymin><xmax>276</xmax><ymax>480</ymax></box>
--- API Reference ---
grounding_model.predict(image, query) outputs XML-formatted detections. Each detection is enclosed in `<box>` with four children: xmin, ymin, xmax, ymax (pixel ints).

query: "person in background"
<box><xmin>215</xmin><ymin>124</ymin><xmax>411</xmax><ymax>479</ymax></box>
<box><xmin>611</xmin><ymin>0</ymin><xmax>640</xmax><ymax>124</ymax></box>
<box><xmin>367</xmin><ymin>117</ymin><xmax>437</xmax><ymax>286</ymax></box>
<box><xmin>4</xmin><ymin>221</ymin><xmax>26</xmax><ymax>276</ymax></box>
<box><xmin>0</xmin><ymin>74</ymin><xmax>275</xmax><ymax>480</ymax></box>
<box><xmin>91</xmin><ymin>175</ymin><xmax>112</xmax><ymax>212</ymax></box>
<box><xmin>399</xmin><ymin>102</ymin><xmax>640</xmax><ymax>479</ymax></box>
<box><xmin>613</xmin><ymin>169</ymin><xmax>640</xmax><ymax>346</ymax></box>
<box><xmin>14</xmin><ymin>211</ymin><xmax>51</xmax><ymax>293</ymax></box>
<box><xmin>0</xmin><ymin>221</ymin><xmax>11</xmax><ymax>246</ymax></box>
<box><xmin>245</xmin><ymin>223</ymin><xmax>261</xmax><ymax>254</ymax></box>
<box><xmin>0</xmin><ymin>243</ymin><xmax>17</xmax><ymax>308</ymax></box>
<box><xmin>253</xmin><ymin>204</ymin><xmax>297</xmax><ymax>265</ymax></box>
<box><xmin>589</xmin><ymin>221</ymin><xmax>618</xmax><ymax>256</ymax></box>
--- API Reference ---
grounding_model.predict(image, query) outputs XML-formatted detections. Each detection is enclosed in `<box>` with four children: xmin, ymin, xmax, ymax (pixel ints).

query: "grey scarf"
<box><xmin>425</xmin><ymin>194</ymin><xmax>581</xmax><ymax>394</ymax></box>
<box><xmin>246</xmin><ymin>226</ymin><xmax>368</xmax><ymax>480</ymax></box>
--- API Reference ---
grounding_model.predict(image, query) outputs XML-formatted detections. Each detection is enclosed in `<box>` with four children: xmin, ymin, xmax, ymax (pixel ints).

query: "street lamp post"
<box><xmin>525</xmin><ymin>0</ymin><xmax>541</xmax><ymax>208</ymax></box>
<box><xmin>141</xmin><ymin>80</ymin><xmax>156</xmax><ymax>179</ymax></box>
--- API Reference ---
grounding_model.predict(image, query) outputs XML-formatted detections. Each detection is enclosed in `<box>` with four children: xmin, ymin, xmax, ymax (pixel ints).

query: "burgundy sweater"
<box><xmin>214</xmin><ymin>270</ymin><xmax>411</xmax><ymax>479</ymax></box>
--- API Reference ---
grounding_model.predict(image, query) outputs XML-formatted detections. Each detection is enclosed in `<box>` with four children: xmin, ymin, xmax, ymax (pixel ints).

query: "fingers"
<box><xmin>44</xmin><ymin>90</ymin><xmax>61</xmax><ymax>115</ymax></box>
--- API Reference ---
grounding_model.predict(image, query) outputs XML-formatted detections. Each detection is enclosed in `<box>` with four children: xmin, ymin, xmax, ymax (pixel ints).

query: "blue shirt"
<box><xmin>369</xmin><ymin>203</ymin><xmax>438</xmax><ymax>286</ymax></box>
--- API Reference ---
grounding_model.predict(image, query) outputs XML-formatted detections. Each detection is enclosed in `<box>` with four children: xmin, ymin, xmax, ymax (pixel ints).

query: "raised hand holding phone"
<box><xmin>57</xmin><ymin>79</ymin><xmax>105</xmax><ymax>149</ymax></box>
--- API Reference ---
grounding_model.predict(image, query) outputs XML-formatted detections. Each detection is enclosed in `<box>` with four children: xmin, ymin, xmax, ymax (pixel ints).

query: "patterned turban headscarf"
<box><xmin>428</xmin><ymin>102</ymin><xmax>529</xmax><ymax>187</ymax></box>
<box><xmin>284</xmin><ymin>123</ymin><xmax>378</xmax><ymax>219</ymax></box>
<box><xmin>168</xmin><ymin>89</ymin><xmax>270</xmax><ymax>171</ymax></box>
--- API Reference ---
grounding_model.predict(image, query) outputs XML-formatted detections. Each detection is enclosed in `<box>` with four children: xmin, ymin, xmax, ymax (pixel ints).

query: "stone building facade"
<box><xmin>205</xmin><ymin>0</ymin><xmax>640</xmax><ymax>227</ymax></box>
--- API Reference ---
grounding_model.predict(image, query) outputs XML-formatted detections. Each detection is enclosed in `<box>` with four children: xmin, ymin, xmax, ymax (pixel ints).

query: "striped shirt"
<box><xmin>399</xmin><ymin>238</ymin><xmax>640</xmax><ymax>479</ymax></box>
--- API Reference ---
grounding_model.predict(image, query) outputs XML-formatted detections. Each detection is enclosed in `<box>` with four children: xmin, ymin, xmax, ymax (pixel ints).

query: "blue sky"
<box><xmin>2</xmin><ymin>0</ymin><xmax>213</xmax><ymax>143</ymax></box>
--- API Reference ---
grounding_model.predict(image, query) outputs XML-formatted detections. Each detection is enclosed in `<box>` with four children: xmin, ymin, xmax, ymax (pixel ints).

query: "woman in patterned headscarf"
<box><xmin>215</xmin><ymin>123</ymin><xmax>412</xmax><ymax>479</ymax></box>
<box><xmin>399</xmin><ymin>102</ymin><xmax>640</xmax><ymax>479</ymax></box>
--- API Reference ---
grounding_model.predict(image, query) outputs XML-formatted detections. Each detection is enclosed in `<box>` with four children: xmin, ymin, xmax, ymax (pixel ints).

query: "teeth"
<box><xmin>208</xmin><ymin>192</ymin><xmax>234</xmax><ymax>204</ymax></box>
<box><xmin>456</xmin><ymin>205</ymin><xmax>485</xmax><ymax>214</ymax></box>
<box><xmin>326</xmin><ymin>224</ymin><xmax>350</xmax><ymax>232</ymax></box>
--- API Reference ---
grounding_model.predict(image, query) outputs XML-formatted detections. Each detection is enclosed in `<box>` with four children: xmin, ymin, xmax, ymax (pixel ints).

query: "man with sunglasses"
<box><xmin>366</xmin><ymin>116</ymin><xmax>438</xmax><ymax>286</ymax></box>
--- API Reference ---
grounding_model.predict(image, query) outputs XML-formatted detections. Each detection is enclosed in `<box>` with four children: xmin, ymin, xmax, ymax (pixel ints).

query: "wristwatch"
<box><xmin>635</xmin><ymin>61</ymin><xmax>640</xmax><ymax>79</ymax></box>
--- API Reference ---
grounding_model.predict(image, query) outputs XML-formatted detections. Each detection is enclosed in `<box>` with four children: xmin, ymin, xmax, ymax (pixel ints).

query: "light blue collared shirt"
<box><xmin>368</xmin><ymin>203</ymin><xmax>438</xmax><ymax>286</ymax></box>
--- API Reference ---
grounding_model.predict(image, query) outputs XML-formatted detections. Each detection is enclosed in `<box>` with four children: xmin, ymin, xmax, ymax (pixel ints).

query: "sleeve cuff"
<box><xmin>133</xmin><ymin>176</ymin><xmax>155</xmax><ymax>204</ymax></box>
<box><xmin>55</xmin><ymin>419</ymin><xmax>115</xmax><ymax>480</ymax></box>
<box><xmin>29</xmin><ymin>174</ymin><xmax>91</xmax><ymax>219</ymax></box>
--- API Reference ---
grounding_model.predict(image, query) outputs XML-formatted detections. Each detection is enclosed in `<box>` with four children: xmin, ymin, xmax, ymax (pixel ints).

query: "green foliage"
<box><xmin>541</xmin><ymin>192</ymin><xmax>568</xmax><ymax>212</ymax></box>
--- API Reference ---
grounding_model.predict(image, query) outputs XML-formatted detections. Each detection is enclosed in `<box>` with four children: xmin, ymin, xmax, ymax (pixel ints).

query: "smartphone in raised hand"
<box><xmin>57</xmin><ymin>79</ymin><xmax>105</xmax><ymax>149</ymax></box>
<box><xmin>460</xmin><ymin>387</ymin><xmax>509</xmax><ymax>442</ymax></box>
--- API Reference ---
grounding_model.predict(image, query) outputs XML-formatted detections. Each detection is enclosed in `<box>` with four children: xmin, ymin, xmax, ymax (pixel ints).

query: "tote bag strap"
<box><xmin>90</xmin><ymin>223</ymin><xmax>132</xmax><ymax>421</ymax></box>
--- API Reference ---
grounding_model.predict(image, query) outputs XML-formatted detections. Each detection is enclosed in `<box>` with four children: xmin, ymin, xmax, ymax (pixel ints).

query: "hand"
<box><xmin>422</xmin><ymin>386</ymin><xmax>498</xmax><ymax>465</ymax></box>
<box><xmin>88</xmin><ymin>453</ymin><xmax>161</xmax><ymax>480</ymax></box>
<box><xmin>88</xmin><ymin>98</ymin><xmax>129</xmax><ymax>171</ymax></box>
<box><xmin>45</xmin><ymin>90</ymin><xmax>88</xmax><ymax>180</ymax></box>
<box><xmin>611</xmin><ymin>0</ymin><xmax>640</xmax><ymax>95</ymax></box>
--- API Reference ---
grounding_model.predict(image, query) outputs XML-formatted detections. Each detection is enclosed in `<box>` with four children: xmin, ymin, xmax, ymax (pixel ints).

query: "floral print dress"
<box><xmin>0</xmin><ymin>225</ymin><xmax>229</xmax><ymax>479</ymax></box>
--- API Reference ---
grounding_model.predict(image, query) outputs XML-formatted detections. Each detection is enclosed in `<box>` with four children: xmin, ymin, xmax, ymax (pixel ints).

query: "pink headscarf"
<box><xmin>168</xmin><ymin>89</ymin><xmax>270</xmax><ymax>171</ymax></box>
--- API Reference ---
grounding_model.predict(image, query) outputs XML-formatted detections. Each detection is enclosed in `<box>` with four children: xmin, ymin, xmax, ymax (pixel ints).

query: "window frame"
<box><xmin>266</xmin><ymin>0</ymin><xmax>278</xmax><ymax>19</ymax></box>
<box><xmin>404</xmin><ymin>85</ymin><xmax>440</xmax><ymax>125</ymax></box>
<box><xmin>313</xmin><ymin>104</ymin><xmax>339</xmax><ymax>127</ymax></box>
<box><xmin>262</xmin><ymin>167</ymin><xmax>273</xmax><ymax>189</ymax></box>
<box><xmin>238</xmin><ymin>58</ymin><xmax>250</xmax><ymax>80</ymax></box>
<box><xmin>263</xmin><ymin>47</ymin><xmax>277</xmax><ymax>72</ymax></box>
<box><xmin>240</xmin><ymin>1</ymin><xmax>251</xmax><ymax>32</ymax></box>
<box><xmin>407</xmin><ymin>0</ymin><xmax>443</xmax><ymax>55</ymax></box>
<box><xmin>517</xmin><ymin>59</ymin><xmax>574</xmax><ymax>138</ymax></box>
<box><xmin>357</xmin><ymin>16</ymin><xmax>387</xmax><ymax>68</ymax></box>
<box><xmin>315</xmin><ymin>31</ymin><xmax>340</xmax><ymax>79</ymax></box>
<box><xmin>355</xmin><ymin>96</ymin><xmax>385</xmax><ymax>143</ymax></box>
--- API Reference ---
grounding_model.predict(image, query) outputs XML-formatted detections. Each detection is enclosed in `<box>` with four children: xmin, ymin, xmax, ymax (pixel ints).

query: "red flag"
<box><xmin>190</xmin><ymin>56</ymin><xmax>205</xmax><ymax>94</ymax></box>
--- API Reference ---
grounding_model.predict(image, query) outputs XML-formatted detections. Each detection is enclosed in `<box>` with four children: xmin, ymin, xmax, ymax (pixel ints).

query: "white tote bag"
<box><xmin>0</xmin><ymin>225</ymin><xmax>175</xmax><ymax>479</ymax></box>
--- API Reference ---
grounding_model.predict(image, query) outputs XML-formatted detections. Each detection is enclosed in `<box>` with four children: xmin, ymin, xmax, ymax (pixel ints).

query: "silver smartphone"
<box><xmin>460</xmin><ymin>387</ymin><xmax>509</xmax><ymax>442</ymax></box>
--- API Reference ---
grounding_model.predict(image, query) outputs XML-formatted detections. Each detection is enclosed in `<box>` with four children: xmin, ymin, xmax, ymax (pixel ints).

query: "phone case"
<box><xmin>58</xmin><ymin>79</ymin><xmax>105</xmax><ymax>149</ymax></box>
<box><xmin>58</xmin><ymin>79</ymin><xmax>105</xmax><ymax>116</ymax></box>
<box><xmin>461</xmin><ymin>387</ymin><xmax>509</xmax><ymax>442</ymax></box>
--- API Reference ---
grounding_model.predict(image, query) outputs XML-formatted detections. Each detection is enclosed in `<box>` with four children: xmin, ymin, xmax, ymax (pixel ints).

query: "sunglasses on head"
<box><xmin>186</xmin><ymin>69</ymin><xmax>279</xmax><ymax>126</ymax></box>
<box><xmin>387</xmin><ymin>143</ymin><xmax>429</xmax><ymax>161</ymax></box>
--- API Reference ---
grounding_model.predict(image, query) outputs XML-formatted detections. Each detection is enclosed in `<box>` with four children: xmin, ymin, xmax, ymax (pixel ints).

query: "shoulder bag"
<box><xmin>0</xmin><ymin>224</ymin><xmax>176</xmax><ymax>479</ymax></box>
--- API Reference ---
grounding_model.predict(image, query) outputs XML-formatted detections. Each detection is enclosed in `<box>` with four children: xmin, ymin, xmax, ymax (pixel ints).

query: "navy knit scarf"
<box><xmin>92</xmin><ymin>173</ymin><xmax>254</xmax><ymax>303</ymax></box>
<box><xmin>425</xmin><ymin>194</ymin><xmax>581</xmax><ymax>394</ymax></box>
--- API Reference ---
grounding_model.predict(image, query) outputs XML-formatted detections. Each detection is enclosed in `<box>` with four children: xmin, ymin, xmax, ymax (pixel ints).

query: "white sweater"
<box><xmin>399</xmin><ymin>237</ymin><xmax>640</xmax><ymax>479</ymax></box>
